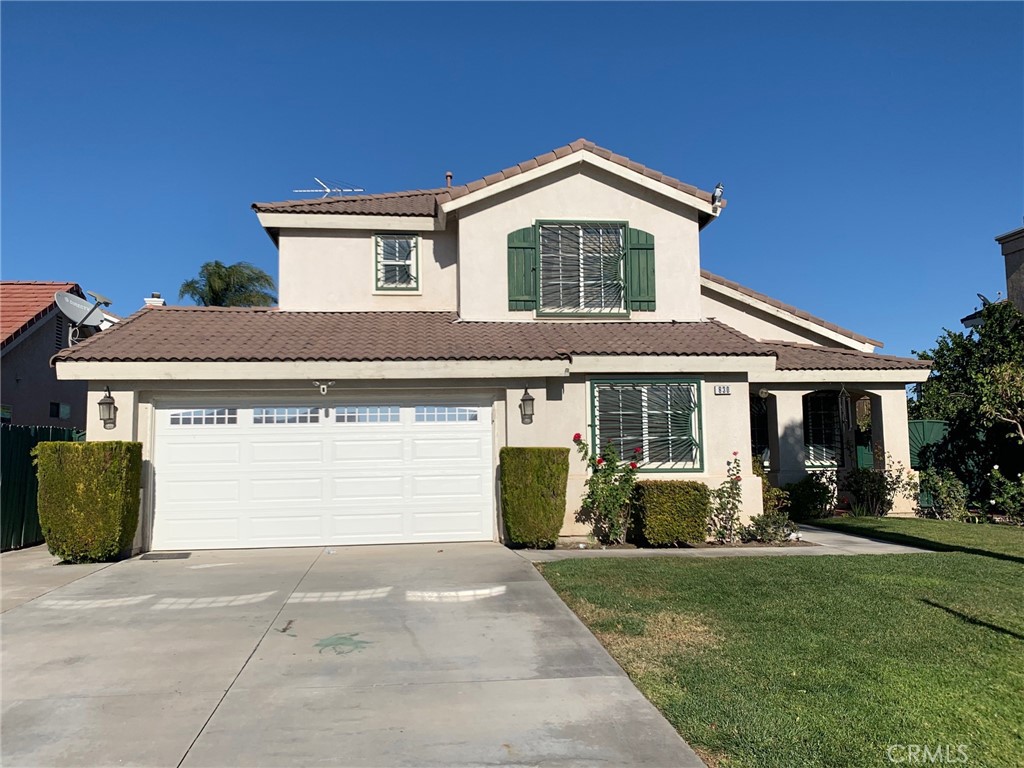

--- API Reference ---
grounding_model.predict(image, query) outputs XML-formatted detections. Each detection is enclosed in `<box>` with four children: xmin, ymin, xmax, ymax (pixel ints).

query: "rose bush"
<box><xmin>573</xmin><ymin>434</ymin><xmax>639</xmax><ymax>545</ymax></box>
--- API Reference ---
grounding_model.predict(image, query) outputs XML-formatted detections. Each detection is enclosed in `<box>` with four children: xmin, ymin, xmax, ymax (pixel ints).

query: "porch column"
<box><xmin>868</xmin><ymin>388</ymin><xmax>915</xmax><ymax>517</ymax></box>
<box><xmin>773</xmin><ymin>389</ymin><xmax>809</xmax><ymax>487</ymax></box>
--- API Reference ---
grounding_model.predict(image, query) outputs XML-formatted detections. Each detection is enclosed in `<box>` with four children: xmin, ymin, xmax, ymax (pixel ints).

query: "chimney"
<box><xmin>445</xmin><ymin>171</ymin><xmax>453</xmax><ymax>188</ymax></box>
<box><xmin>144</xmin><ymin>292</ymin><xmax>166</xmax><ymax>307</ymax></box>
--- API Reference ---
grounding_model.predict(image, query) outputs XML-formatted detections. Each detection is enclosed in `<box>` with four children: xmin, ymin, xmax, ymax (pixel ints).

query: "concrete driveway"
<box><xmin>1</xmin><ymin>543</ymin><xmax>702</xmax><ymax>767</ymax></box>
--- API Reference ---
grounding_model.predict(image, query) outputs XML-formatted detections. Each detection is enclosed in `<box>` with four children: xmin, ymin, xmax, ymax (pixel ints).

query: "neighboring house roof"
<box><xmin>701</xmin><ymin>270</ymin><xmax>884</xmax><ymax>348</ymax></box>
<box><xmin>252</xmin><ymin>139</ymin><xmax>718</xmax><ymax>216</ymax></box>
<box><xmin>1</xmin><ymin>281</ymin><xmax>81</xmax><ymax>349</ymax></box>
<box><xmin>765</xmin><ymin>341</ymin><xmax>930</xmax><ymax>371</ymax></box>
<box><xmin>53</xmin><ymin>307</ymin><xmax>926</xmax><ymax>371</ymax></box>
<box><xmin>55</xmin><ymin>307</ymin><xmax>771</xmax><ymax>363</ymax></box>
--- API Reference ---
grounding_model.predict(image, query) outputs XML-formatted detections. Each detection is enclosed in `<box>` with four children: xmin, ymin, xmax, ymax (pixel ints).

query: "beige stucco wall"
<box><xmin>1</xmin><ymin>313</ymin><xmax>88</xmax><ymax>429</ymax></box>
<box><xmin>278</xmin><ymin>228</ymin><xmax>458</xmax><ymax>311</ymax></box>
<box><xmin>701</xmin><ymin>288</ymin><xmax>840</xmax><ymax>346</ymax></box>
<box><xmin>87</xmin><ymin>370</ymin><xmax>763</xmax><ymax>552</ymax></box>
<box><xmin>457</xmin><ymin>164</ymin><xmax>703</xmax><ymax>322</ymax></box>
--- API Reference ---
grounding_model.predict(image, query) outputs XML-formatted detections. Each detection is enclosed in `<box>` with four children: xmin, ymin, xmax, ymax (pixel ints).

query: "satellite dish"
<box><xmin>54</xmin><ymin>291</ymin><xmax>103</xmax><ymax>327</ymax></box>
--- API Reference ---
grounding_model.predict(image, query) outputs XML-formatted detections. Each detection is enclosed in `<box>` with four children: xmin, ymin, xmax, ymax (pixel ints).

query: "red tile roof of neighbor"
<box><xmin>252</xmin><ymin>139</ymin><xmax>719</xmax><ymax>216</ymax></box>
<box><xmin>1</xmin><ymin>281</ymin><xmax>81</xmax><ymax>347</ymax></box>
<box><xmin>53</xmin><ymin>307</ymin><xmax>928</xmax><ymax>371</ymax></box>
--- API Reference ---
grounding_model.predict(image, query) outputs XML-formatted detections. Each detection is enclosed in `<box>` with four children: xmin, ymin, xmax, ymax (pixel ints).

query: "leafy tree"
<box><xmin>913</xmin><ymin>301</ymin><xmax>1024</xmax><ymax>500</ymax></box>
<box><xmin>178</xmin><ymin>261</ymin><xmax>276</xmax><ymax>307</ymax></box>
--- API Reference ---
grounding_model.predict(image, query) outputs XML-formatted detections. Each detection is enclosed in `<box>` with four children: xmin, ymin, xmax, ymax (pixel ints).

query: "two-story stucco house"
<box><xmin>54</xmin><ymin>140</ymin><xmax>931</xmax><ymax>552</ymax></box>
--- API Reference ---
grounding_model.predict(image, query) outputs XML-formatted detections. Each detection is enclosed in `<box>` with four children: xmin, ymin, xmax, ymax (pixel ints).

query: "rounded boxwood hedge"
<box><xmin>32</xmin><ymin>441</ymin><xmax>142</xmax><ymax>563</ymax></box>
<box><xmin>634</xmin><ymin>479</ymin><xmax>711</xmax><ymax>546</ymax></box>
<box><xmin>499</xmin><ymin>447</ymin><xmax>569</xmax><ymax>548</ymax></box>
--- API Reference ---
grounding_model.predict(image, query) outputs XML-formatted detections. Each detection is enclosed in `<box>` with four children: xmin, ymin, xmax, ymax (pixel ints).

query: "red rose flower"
<box><xmin>629</xmin><ymin>462</ymin><xmax>638</xmax><ymax>469</ymax></box>
<box><xmin>572</xmin><ymin>432</ymin><xmax>582</xmax><ymax>442</ymax></box>
<box><xmin>633</xmin><ymin>447</ymin><xmax>642</xmax><ymax>454</ymax></box>
<box><xmin>732</xmin><ymin>451</ymin><xmax>739</xmax><ymax>456</ymax></box>
<box><xmin>596</xmin><ymin>458</ymin><xmax>605</xmax><ymax>465</ymax></box>
<box><xmin>732</xmin><ymin>475</ymin><xmax>741</xmax><ymax>482</ymax></box>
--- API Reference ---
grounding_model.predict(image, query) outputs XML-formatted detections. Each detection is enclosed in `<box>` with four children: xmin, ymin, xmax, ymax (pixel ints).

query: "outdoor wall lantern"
<box><xmin>98</xmin><ymin>387</ymin><xmax>117</xmax><ymax>430</ymax></box>
<box><xmin>519</xmin><ymin>388</ymin><xmax>535</xmax><ymax>425</ymax></box>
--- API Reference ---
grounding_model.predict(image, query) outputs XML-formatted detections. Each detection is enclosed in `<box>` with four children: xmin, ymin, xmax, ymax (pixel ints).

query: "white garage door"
<box><xmin>152</xmin><ymin>401</ymin><xmax>494</xmax><ymax>550</ymax></box>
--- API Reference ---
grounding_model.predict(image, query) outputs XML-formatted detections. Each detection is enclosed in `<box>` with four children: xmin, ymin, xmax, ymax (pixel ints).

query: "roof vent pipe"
<box><xmin>445</xmin><ymin>171</ymin><xmax>453</xmax><ymax>188</ymax></box>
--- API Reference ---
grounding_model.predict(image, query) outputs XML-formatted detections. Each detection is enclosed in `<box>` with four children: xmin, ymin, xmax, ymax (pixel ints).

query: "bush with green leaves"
<box><xmin>839</xmin><ymin>456</ymin><xmax>917</xmax><ymax>517</ymax></box>
<box><xmin>573</xmin><ymin>433</ymin><xmax>639</xmax><ymax>545</ymax></box>
<box><xmin>499</xmin><ymin>447</ymin><xmax>570</xmax><ymax>548</ymax></box>
<box><xmin>709</xmin><ymin>455</ymin><xmax>743</xmax><ymax>543</ymax></box>
<box><xmin>741</xmin><ymin>457</ymin><xmax>797</xmax><ymax>543</ymax></box>
<box><xmin>752</xmin><ymin>456</ymin><xmax>789</xmax><ymax>515</ymax></box>
<box><xmin>633</xmin><ymin>480</ymin><xmax>711</xmax><ymax>546</ymax></box>
<box><xmin>32</xmin><ymin>441</ymin><xmax>142</xmax><ymax>563</ymax></box>
<box><xmin>784</xmin><ymin>471</ymin><xmax>836</xmax><ymax>521</ymax></box>
<box><xmin>917</xmin><ymin>466</ymin><xmax>971</xmax><ymax>521</ymax></box>
<box><xmin>988</xmin><ymin>465</ymin><xmax>1024</xmax><ymax>525</ymax></box>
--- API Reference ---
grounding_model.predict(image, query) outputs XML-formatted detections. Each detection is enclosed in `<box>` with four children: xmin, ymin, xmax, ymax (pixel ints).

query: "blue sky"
<box><xmin>2</xmin><ymin>2</ymin><xmax>1021</xmax><ymax>357</ymax></box>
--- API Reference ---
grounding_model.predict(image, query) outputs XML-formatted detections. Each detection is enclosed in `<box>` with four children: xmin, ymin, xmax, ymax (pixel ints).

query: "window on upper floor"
<box><xmin>592</xmin><ymin>380</ymin><xmax>702</xmax><ymax>471</ymax></box>
<box><xmin>375</xmin><ymin>234</ymin><xmax>418</xmax><ymax>291</ymax></box>
<box><xmin>508</xmin><ymin>222</ymin><xmax>655</xmax><ymax>315</ymax></box>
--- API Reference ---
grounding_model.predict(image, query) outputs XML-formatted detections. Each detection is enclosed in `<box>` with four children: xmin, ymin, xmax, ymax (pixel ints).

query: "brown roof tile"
<box><xmin>54</xmin><ymin>308</ymin><xmax>773</xmax><ymax>364</ymax></box>
<box><xmin>2</xmin><ymin>281</ymin><xmax>81</xmax><ymax>347</ymax></box>
<box><xmin>252</xmin><ymin>139</ymin><xmax>718</xmax><ymax>217</ymax></box>
<box><xmin>766</xmin><ymin>341</ymin><xmax>930</xmax><ymax>371</ymax></box>
<box><xmin>701</xmin><ymin>270</ymin><xmax>884</xmax><ymax>348</ymax></box>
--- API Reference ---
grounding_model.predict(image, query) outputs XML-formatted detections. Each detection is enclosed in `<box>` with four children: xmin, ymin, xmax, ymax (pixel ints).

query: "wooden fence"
<box><xmin>1</xmin><ymin>424</ymin><xmax>84</xmax><ymax>551</ymax></box>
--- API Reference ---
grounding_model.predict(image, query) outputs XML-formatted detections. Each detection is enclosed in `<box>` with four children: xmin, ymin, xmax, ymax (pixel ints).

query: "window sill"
<box><xmin>536</xmin><ymin>312</ymin><xmax>631</xmax><ymax>320</ymax></box>
<box><xmin>373</xmin><ymin>290</ymin><xmax>422</xmax><ymax>296</ymax></box>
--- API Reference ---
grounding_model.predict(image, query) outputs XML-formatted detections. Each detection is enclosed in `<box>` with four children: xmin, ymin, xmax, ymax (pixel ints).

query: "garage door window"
<box><xmin>335</xmin><ymin>406</ymin><xmax>400</xmax><ymax>423</ymax></box>
<box><xmin>253</xmin><ymin>407</ymin><xmax>320</xmax><ymax>425</ymax></box>
<box><xmin>415</xmin><ymin>406</ymin><xmax>478</xmax><ymax>423</ymax></box>
<box><xmin>169</xmin><ymin>408</ymin><xmax>238</xmax><ymax>426</ymax></box>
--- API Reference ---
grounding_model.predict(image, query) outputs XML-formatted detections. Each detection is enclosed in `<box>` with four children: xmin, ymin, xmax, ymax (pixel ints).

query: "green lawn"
<box><xmin>541</xmin><ymin>519</ymin><xmax>1024</xmax><ymax>768</ymax></box>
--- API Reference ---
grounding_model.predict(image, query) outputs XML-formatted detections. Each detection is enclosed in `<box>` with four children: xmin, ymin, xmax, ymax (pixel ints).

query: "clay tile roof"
<box><xmin>252</xmin><ymin>139</ymin><xmax>717</xmax><ymax>217</ymax></box>
<box><xmin>1</xmin><ymin>281</ymin><xmax>81</xmax><ymax>348</ymax></box>
<box><xmin>765</xmin><ymin>341</ymin><xmax>930</xmax><ymax>371</ymax></box>
<box><xmin>701</xmin><ymin>270</ymin><xmax>884</xmax><ymax>348</ymax></box>
<box><xmin>251</xmin><ymin>188</ymin><xmax>445</xmax><ymax>216</ymax></box>
<box><xmin>53</xmin><ymin>308</ymin><xmax>774</xmax><ymax>364</ymax></box>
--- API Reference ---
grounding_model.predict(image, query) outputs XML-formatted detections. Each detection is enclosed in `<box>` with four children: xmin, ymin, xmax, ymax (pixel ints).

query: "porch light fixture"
<box><xmin>519</xmin><ymin>389</ymin><xmax>535</xmax><ymax>425</ymax></box>
<box><xmin>98</xmin><ymin>387</ymin><xmax>117</xmax><ymax>430</ymax></box>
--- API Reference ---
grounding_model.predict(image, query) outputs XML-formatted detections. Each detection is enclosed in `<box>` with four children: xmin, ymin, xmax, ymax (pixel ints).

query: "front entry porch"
<box><xmin>749</xmin><ymin>383</ymin><xmax>916</xmax><ymax>516</ymax></box>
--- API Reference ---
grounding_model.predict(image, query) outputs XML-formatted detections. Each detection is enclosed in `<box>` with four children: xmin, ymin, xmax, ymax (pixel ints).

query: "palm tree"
<box><xmin>178</xmin><ymin>261</ymin><xmax>277</xmax><ymax>307</ymax></box>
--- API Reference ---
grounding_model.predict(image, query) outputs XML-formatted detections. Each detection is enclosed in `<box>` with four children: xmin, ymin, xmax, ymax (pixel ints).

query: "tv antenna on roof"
<box><xmin>292</xmin><ymin>178</ymin><xmax>365</xmax><ymax>198</ymax></box>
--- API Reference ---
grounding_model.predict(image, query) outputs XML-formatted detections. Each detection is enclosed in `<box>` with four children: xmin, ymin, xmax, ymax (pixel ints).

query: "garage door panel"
<box><xmin>163</xmin><ymin>442</ymin><xmax>242</xmax><ymax>467</ymax></box>
<box><xmin>331</xmin><ymin>439</ymin><xmax>404</xmax><ymax>462</ymax></box>
<box><xmin>409</xmin><ymin>437</ymin><xmax>487</xmax><ymax>462</ymax></box>
<box><xmin>154</xmin><ymin>403</ymin><xmax>494</xmax><ymax>550</ymax></box>
<box><xmin>250</xmin><ymin>440</ymin><xmax>324</xmax><ymax>464</ymax></box>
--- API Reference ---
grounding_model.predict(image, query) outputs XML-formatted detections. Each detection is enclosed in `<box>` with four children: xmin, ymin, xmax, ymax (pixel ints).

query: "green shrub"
<box><xmin>32</xmin><ymin>441</ymin><xmax>142</xmax><ymax>563</ymax></box>
<box><xmin>784</xmin><ymin>472</ymin><xmax>836</xmax><ymax>521</ymax></box>
<box><xmin>752</xmin><ymin>456</ymin><xmax>789</xmax><ymax>515</ymax></box>
<box><xmin>634</xmin><ymin>480</ymin><xmax>711</xmax><ymax>546</ymax></box>
<box><xmin>988</xmin><ymin>466</ymin><xmax>1024</xmax><ymax>525</ymax></box>
<box><xmin>499</xmin><ymin>447</ymin><xmax>570</xmax><ymax>547</ymax></box>
<box><xmin>917</xmin><ymin>467</ymin><xmax>972</xmax><ymax>521</ymax></box>
<box><xmin>739</xmin><ymin>511</ymin><xmax>797</xmax><ymax>544</ymax></box>
<box><xmin>838</xmin><ymin>457</ymin><xmax>917</xmax><ymax>517</ymax></box>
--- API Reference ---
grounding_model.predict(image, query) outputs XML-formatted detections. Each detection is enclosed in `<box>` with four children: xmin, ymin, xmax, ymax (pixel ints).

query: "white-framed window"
<box><xmin>169</xmin><ymin>408</ymin><xmax>238</xmax><ymax>426</ymax></box>
<box><xmin>253</xmin><ymin>406</ymin><xmax>320</xmax><ymax>425</ymax></box>
<box><xmin>375</xmin><ymin>234</ymin><xmax>418</xmax><ymax>291</ymax></box>
<box><xmin>335</xmin><ymin>405</ymin><xmax>400</xmax><ymax>424</ymax></box>
<box><xmin>414</xmin><ymin>406</ymin><xmax>479</xmax><ymax>423</ymax></box>
<box><xmin>592</xmin><ymin>381</ymin><xmax>701</xmax><ymax>470</ymax></box>
<box><xmin>539</xmin><ymin>223</ymin><xmax>625</xmax><ymax>314</ymax></box>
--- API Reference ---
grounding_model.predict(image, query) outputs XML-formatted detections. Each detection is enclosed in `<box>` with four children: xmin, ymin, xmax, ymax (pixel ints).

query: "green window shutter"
<box><xmin>626</xmin><ymin>228</ymin><xmax>656</xmax><ymax>311</ymax></box>
<box><xmin>507</xmin><ymin>226</ymin><xmax>537</xmax><ymax>311</ymax></box>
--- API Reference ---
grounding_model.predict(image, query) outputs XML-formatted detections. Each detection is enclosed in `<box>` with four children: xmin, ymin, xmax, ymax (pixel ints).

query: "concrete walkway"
<box><xmin>1</xmin><ymin>543</ymin><xmax>703</xmax><ymax>767</ymax></box>
<box><xmin>0</xmin><ymin>545</ymin><xmax>110</xmax><ymax>613</ymax></box>
<box><xmin>521</xmin><ymin>524</ymin><xmax>932</xmax><ymax>562</ymax></box>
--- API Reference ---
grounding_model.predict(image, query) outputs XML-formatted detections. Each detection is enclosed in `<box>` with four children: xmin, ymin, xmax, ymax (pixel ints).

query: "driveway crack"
<box><xmin>175</xmin><ymin>547</ymin><xmax>325</xmax><ymax>768</ymax></box>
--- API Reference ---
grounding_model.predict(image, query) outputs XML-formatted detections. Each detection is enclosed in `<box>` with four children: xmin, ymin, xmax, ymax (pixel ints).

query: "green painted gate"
<box><xmin>1</xmin><ymin>425</ymin><xmax>84</xmax><ymax>551</ymax></box>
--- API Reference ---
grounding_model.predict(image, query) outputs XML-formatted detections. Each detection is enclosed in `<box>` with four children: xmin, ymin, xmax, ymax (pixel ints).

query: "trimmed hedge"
<box><xmin>499</xmin><ymin>447</ymin><xmax>569</xmax><ymax>548</ymax></box>
<box><xmin>634</xmin><ymin>480</ymin><xmax>711</xmax><ymax>546</ymax></box>
<box><xmin>33</xmin><ymin>441</ymin><xmax>142</xmax><ymax>563</ymax></box>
